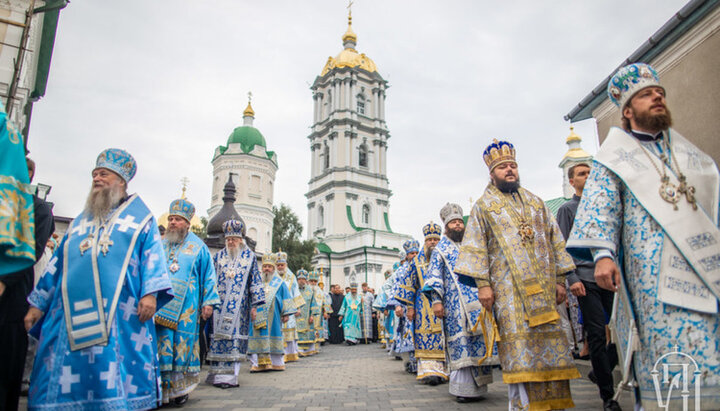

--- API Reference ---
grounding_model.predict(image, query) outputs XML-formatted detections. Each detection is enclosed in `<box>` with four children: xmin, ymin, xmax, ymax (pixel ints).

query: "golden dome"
<box><xmin>566</xmin><ymin>126</ymin><xmax>581</xmax><ymax>143</ymax></box>
<box><xmin>562</xmin><ymin>126</ymin><xmax>592</xmax><ymax>160</ymax></box>
<box><xmin>243</xmin><ymin>101</ymin><xmax>255</xmax><ymax>117</ymax></box>
<box><xmin>320</xmin><ymin>10</ymin><xmax>378</xmax><ymax>76</ymax></box>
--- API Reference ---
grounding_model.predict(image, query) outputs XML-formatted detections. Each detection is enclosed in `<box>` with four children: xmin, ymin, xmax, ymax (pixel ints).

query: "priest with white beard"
<box><xmin>206</xmin><ymin>220</ymin><xmax>265</xmax><ymax>388</ymax></box>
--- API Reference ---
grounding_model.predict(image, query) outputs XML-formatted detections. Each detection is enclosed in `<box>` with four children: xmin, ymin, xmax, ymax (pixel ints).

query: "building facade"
<box><xmin>208</xmin><ymin>100</ymin><xmax>277</xmax><ymax>254</ymax></box>
<box><xmin>306</xmin><ymin>12</ymin><xmax>409</xmax><ymax>288</ymax></box>
<box><xmin>0</xmin><ymin>0</ymin><xmax>66</xmax><ymax>141</ymax></box>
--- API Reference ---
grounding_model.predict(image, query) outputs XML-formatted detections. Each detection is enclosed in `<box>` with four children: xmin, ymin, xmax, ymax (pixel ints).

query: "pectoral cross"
<box><xmin>98</xmin><ymin>235</ymin><xmax>114</xmax><ymax>256</ymax></box>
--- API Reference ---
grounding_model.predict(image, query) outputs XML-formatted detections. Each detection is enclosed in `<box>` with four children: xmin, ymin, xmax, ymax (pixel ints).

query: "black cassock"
<box><xmin>328</xmin><ymin>293</ymin><xmax>345</xmax><ymax>344</ymax></box>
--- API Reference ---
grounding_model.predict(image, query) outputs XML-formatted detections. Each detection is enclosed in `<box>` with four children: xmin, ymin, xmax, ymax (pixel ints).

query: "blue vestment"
<box><xmin>156</xmin><ymin>232</ymin><xmax>219</xmax><ymax>399</ymax></box>
<box><xmin>27</xmin><ymin>196</ymin><xmax>172</xmax><ymax>410</ymax></box>
<box><xmin>0</xmin><ymin>101</ymin><xmax>35</xmax><ymax>275</ymax></box>
<box><xmin>207</xmin><ymin>245</ymin><xmax>265</xmax><ymax>374</ymax></box>
<box><xmin>248</xmin><ymin>274</ymin><xmax>297</xmax><ymax>355</ymax></box>
<box><xmin>338</xmin><ymin>293</ymin><xmax>363</xmax><ymax>342</ymax></box>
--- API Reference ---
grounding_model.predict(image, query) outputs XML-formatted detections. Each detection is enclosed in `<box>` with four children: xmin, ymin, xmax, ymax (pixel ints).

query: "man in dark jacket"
<box><xmin>557</xmin><ymin>162</ymin><xmax>619</xmax><ymax>411</ymax></box>
<box><xmin>328</xmin><ymin>285</ymin><xmax>345</xmax><ymax>344</ymax></box>
<box><xmin>0</xmin><ymin>158</ymin><xmax>55</xmax><ymax>411</ymax></box>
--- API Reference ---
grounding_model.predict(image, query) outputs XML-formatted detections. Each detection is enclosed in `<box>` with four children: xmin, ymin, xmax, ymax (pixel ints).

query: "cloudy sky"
<box><xmin>28</xmin><ymin>0</ymin><xmax>687</xmax><ymax>240</ymax></box>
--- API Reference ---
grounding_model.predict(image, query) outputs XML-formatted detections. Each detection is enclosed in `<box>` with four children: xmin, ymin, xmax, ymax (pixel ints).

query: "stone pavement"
<box><xmin>178</xmin><ymin>343</ymin><xmax>636</xmax><ymax>410</ymax></box>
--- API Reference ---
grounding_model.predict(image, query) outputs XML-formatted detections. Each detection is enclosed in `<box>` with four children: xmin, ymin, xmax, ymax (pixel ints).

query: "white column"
<box><xmin>334</xmin><ymin>81</ymin><xmax>340</xmax><ymax>112</ymax></box>
<box><xmin>350</xmin><ymin>79</ymin><xmax>356</xmax><ymax>114</ymax></box>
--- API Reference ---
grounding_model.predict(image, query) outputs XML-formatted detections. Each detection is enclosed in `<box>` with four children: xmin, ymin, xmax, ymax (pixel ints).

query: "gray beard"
<box><xmin>263</xmin><ymin>271</ymin><xmax>274</xmax><ymax>283</ymax></box>
<box><xmin>84</xmin><ymin>184</ymin><xmax>125</xmax><ymax>220</ymax></box>
<box><xmin>165</xmin><ymin>227</ymin><xmax>188</xmax><ymax>245</ymax></box>
<box><xmin>227</xmin><ymin>246</ymin><xmax>240</xmax><ymax>260</ymax></box>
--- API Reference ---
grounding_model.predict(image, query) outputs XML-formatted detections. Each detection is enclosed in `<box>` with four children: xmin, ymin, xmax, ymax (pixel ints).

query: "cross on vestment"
<box><xmin>119</xmin><ymin>296</ymin><xmax>137</xmax><ymax>321</ymax></box>
<box><xmin>486</xmin><ymin>200</ymin><xmax>504</xmax><ymax>215</ymax></box>
<box><xmin>114</xmin><ymin>215</ymin><xmax>140</xmax><ymax>232</ymax></box>
<box><xmin>59</xmin><ymin>366</ymin><xmax>81</xmax><ymax>394</ymax></box>
<box><xmin>44</xmin><ymin>256</ymin><xmax>58</xmax><ymax>276</ymax></box>
<box><xmin>124</xmin><ymin>375</ymin><xmax>138</xmax><ymax>394</ymax></box>
<box><xmin>80</xmin><ymin>345</ymin><xmax>104</xmax><ymax>364</ymax></box>
<box><xmin>610</xmin><ymin>147</ymin><xmax>647</xmax><ymax>171</ymax></box>
<box><xmin>144</xmin><ymin>362</ymin><xmax>154</xmax><ymax>380</ymax></box>
<box><xmin>130</xmin><ymin>330</ymin><xmax>152</xmax><ymax>351</ymax></box>
<box><xmin>146</xmin><ymin>252</ymin><xmax>160</xmax><ymax>271</ymax></box>
<box><xmin>100</xmin><ymin>361</ymin><xmax>118</xmax><ymax>390</ymax></box>
<box><xmin>71</xmin><ymin>218</ymin><xmax>93</xmax><ymax>236</ymax></box>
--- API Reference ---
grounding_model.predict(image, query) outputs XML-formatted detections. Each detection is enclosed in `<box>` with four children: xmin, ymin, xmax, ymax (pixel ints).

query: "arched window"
<box><xmin>358</xmin><ymin>143</ymin><xmax>368</xmax><ymax>168</ymax></box>
<box><xmin>362</xmin><ymin>204</ymin><xmax>370</xmax><ymax>225</ymax></box>
<box><xmin>323</xmin><ymin>144</ymin><xmax>330</xmax><ymax>169</ymax></box>
<box><xmin>318</xmin><ymin>206</ymin><xmax>325</xmax><ymax>227</ymax></box>
<box><xmin>356</xmin><ymin>94</ymin><xmax>365</xmax><ymax>115</ymax></box>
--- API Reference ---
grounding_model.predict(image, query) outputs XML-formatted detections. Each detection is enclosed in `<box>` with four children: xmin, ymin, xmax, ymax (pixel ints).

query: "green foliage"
<box><xmin>272</xmin><ymin>203</ymin><xmax>316</xmax><ymax>273</ymax></box>
<box><xmin>191</xmin><ymin>216</ymin><xmax>208</xmax><ymax>239</ymax></box>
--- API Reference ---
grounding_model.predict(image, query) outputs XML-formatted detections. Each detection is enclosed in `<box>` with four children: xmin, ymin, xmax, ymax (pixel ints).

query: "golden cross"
<box><xmin>486</xmin><ymin>200</ymin><xmax>504</xmax><ymax>215</ymax></box>
<box><xmin>247</xmin><ymin>91</ymin><xmax>253</xmax><ymax>103</ymax></box>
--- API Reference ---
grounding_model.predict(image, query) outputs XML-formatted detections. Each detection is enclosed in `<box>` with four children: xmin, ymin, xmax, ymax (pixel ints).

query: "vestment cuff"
<box><xmin>475</xmin><ymin>278</ymin><xmax>491</xmax><ymax>288</ymax></box>
<box><xmin>592</xmin><ymin>248</ymin><xmax>615</xmax><ymax>263</ymax></box>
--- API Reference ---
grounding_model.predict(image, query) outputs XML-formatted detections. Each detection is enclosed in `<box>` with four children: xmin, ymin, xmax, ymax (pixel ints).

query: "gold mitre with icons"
<box><xmin>261</xmin><ymin>253</ymin><xmax>277</xmax><ymax>267</ymax></box>
<box><xmin>482</xmin><ymin>139</ymin><xmax>516</xmax><ymax>171</ymax></box>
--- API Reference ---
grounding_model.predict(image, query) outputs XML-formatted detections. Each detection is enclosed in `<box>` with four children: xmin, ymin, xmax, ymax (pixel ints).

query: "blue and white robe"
<box><xmin>423</xmin><ymin>236</ymin><xmax>495</xmax><ymax>390</ymax></box>
<box><xmin>389</xmin><ymin>262</ymin><xmax>414</xmax><ymax>355</ymax></box>
<box><xmin>207</xmin><ymin>245</ymin><xmax>265</xmax><ymax>375</ymax></box>
<box><xmin>569</xmin><ymin>156</ymin><xmax>720</xmax><ymax>409</ymax></box>
<box><xmin>27</xmin><ymin>195</ymin><xmax>173</xmax><ymax>410</ymax></box>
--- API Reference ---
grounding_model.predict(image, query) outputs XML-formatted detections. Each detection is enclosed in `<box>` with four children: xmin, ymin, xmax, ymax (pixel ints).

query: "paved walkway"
<box><xmin>179</xmin><ymin>343</ymin><xmax>635</xmax><ymax>410</ymax></box>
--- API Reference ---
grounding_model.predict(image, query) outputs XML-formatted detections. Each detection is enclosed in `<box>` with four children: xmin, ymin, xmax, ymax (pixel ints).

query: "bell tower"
<box><xmin>304</xmin><ymin>7</ymin><xmax>410</xmax><ymax>288</ymax></box>
<box><xmin>306</xmin><ymin>8</ymin><xmax>392</xmax><ymax>239</ymax></box>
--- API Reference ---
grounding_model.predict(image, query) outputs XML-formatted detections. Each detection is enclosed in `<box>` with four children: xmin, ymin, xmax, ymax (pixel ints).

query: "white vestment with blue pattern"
<box><xmin>207</xmin><ymin>245</ymin><xmax>265</xmax><ymax>378</ymax></box>
<box><xmin>568</xmin><ymin>128</ymin><xmax>720</xmax><ymax>410</ymax></box>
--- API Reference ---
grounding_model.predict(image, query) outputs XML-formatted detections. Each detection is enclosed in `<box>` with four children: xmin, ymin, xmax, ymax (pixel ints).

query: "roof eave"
<box><xmin>564</xmin><ymin>0</ymin><xmax>717</xmax><ymax>123</ymax></box>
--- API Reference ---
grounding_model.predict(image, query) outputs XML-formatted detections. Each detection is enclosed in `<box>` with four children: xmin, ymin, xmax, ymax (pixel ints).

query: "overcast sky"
<box><xmin>28</xmin><ymin>0</ymin><xmax>687</xmax><ymax>240</ymax></box>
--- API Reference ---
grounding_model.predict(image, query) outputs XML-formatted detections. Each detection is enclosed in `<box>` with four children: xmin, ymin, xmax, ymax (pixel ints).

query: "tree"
<box><xmin>272</xmin><ymin>203</ymin><xmax>316</xmax><ymax>273</ymax></box>
<box><xmin>191</xmin><ymin>216</ymin><xmax>208</xmax><ymax>239</ymax></box>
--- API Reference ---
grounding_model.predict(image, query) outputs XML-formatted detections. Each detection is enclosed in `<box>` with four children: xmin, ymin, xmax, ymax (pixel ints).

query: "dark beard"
<box><xmin>425</xmin><ymin>245</ymin><xmax>435</xmax><ymax>257</ymax></box>
<box><xmin>634</xmin><ymin>108</ymin><xmax>672</xmax><ymax>131</ymax></box>
<box><xmin>446</xmin><ymin>228</ymin><xmax>465</xmax><ymax>243</ymax></box>
<box><xmin>84</xmin><ymin>184</ymin><xmax>125</xmax><ymax>219</ymax></box>
<box><xmin>496</xmin><ymin>179</ymin><xmax>520</xmax><ymax>193</ymax></box>
<box><xmin>165</xmin><ymin>226</ymin><xmax>188</xmax><ymax>244</ymax></box>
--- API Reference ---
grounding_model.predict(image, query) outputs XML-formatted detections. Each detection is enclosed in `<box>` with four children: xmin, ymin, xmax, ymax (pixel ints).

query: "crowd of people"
<box><xmin>1</xmin><ymin>63</ymin><xmax>719</xmax><ymax>411</ymax></box>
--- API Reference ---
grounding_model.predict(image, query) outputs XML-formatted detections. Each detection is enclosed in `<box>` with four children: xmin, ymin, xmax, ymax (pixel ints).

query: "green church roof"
<box><xmin>545</xmin><ymin>196</ymin><xmax>571</xmax><ymax>217</ymax></box>
<box><xmin>227</xmin><ymin>126</ymin><xmax>267</xmax><ymax>153</ymax></box>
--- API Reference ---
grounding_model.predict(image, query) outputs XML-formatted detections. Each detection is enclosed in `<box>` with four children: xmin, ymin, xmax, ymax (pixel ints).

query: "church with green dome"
<box><xmin>209</xmin><ymin>96</ymin><xmax>278</xmax><ymax>253</ymax></box>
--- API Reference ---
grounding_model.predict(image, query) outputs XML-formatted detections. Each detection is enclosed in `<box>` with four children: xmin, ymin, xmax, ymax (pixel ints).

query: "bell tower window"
<box><xmin>362</xmin><ymin>204</ymin><xmax>370</xmax><ymax>225</ymax></box>
<box><xmin>356</xmin><ymin>94</ymin><xmax>365</xmax><ymax>115</ymax></box>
